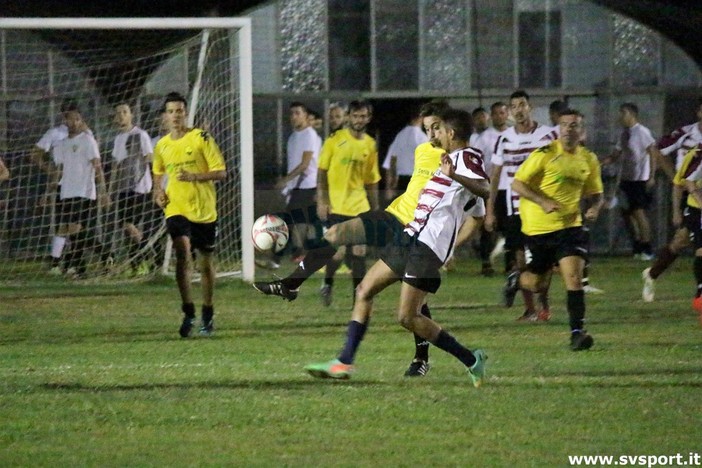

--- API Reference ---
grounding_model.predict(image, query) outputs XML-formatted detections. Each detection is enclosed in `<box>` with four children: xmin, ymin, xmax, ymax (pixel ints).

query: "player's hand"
<box><xmin>98</xmin><ymin>193</ymin><xmax>112</xmax><ymax>209</ymax></box>
<box><xmin>440</xmin><ymin>153</ymin><xmax>455</xmax><ymax>178</ymax></box>
<box><xmin>177</xmin><ymin>169</ymin><xmax>197</xmax><ymax>182</ymax></box>
<box><xmin>584</xmin><ymin>206</ymin><xmax>600</xmax><ymax>222</ymax></box>
<box><xmin>539</xmin><ymin>199</ymin><xmax>561</xmax><ymax>214</ymax></box>
<box><xmin>484</xmin><ymin>212</ymin><xmax>496</xmax><ymax>232</ymax></box>
<box><xmin>316</xmin><ymin>202</ymin><xmax>330</xmax><ymax>221</ymax></box>
<box><xmin>154</xmin><ymin>190</ymin><xmax>169</xmax><ymax>209</ymax></box>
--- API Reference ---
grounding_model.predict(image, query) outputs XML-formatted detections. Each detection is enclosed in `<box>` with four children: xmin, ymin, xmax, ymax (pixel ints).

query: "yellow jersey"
<box><xmin>318</xmin><ymin>128</ymin><xmax>380</xmax><ymax>217</ymax></box>
<box><xmin>674</xmin><ymin>145</ymin><xmax>702</xmax><ymax>209</ymax></box>
<box><xmin>385</xmin><ymin>142</ymin><xmax>443</xmax><ymax>225</ymax></box>
<box><xmin>153</xmin><ymin>128</ymin><xmax>226</xmax><ymax>223</ymax></box>
<box><xmin>515</xmin><ymin>140</ymin><xmax>603</xmax><ymax>236</ymax></box>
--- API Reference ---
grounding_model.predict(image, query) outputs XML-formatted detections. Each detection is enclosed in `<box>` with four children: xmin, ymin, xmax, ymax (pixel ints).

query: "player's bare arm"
<box><xmin>176</xmin><ymin>169</ymin><xmax>226</xmax><ymax>182</ymax></box>
<box><xmin>92</xmin><ymin>159</ymin><xmax>111</xmax><ymax>208</ymax></box>
<box><xmin>441</xmin><ymin>153</ymin><xmax>489</xmax><ymax>199</ymax></box>
<box><xmin>583</xmin><ymin>193</ymin><xmax>604</xmax><ymax>222</ymax></box>
<box><xmin>152</xmin><ymin>174</ymin><xmax>168</xmax><ymax>208</ymax></box>
<box><xmin>512</xmin><ymin>179</ymin><xmax>561</xmax><ymax>213</ymax></box>
<box><xmin>276</xmin><ymin>150</ymin><xmax>313</xmax><ymax>190</ymax></box>
<box><xmin>485</xmin><ymin>164</ymin><xmax>502</xmax><ymax>231</ymax></box>
<box><xmin>316</xmin><ymin>168</ymin><xmax>330</xmax><ymax>221</ymax></box>
<box><xmin>365</xmin><ymin>182</ymin><xmax>379</xmax><ymax>211</ymax></box>
<box><xmin>649</xmin><ymin>145</ymin><xmax>674</xmax><ymax>180</ymax></box>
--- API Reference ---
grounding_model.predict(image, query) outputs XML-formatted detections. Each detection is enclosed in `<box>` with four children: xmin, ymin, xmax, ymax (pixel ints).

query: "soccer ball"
<box><xmin>251</xmin><ymin>214</ymin><xmax>289</xmax><ymax>253</ymax></box>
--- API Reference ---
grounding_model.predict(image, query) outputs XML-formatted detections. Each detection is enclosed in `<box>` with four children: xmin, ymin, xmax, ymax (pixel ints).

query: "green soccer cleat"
<box><xmin>304</xmin><ymin>359</ymin><xmax>354</xmax><ymax>380</ymax></box>
<box><xmin>467</xmin><ymin>349</ymin><xmax>487</xmax><ymax>388</ymax></box>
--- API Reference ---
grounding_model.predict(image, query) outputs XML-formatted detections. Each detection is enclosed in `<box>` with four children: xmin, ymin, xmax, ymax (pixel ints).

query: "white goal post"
<box><xmin>0</xmin><ymin>17</ymin><xmax>255</xmax><ymax>283</ymax></box>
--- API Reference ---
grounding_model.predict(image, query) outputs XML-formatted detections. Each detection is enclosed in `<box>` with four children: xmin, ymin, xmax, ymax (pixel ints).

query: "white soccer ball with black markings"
<box><xmin>251</xmin><ymin>214</ymin><xmax>289</xmax><ymax>253</ymax></box>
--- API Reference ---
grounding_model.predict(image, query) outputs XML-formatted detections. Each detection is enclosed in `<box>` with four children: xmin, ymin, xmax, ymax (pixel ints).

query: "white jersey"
<box><xmin>383</xmin><ymin>125</ymin><xmax>428</xmax><ymax>176</ymax></box>
<box><xmin>616</xmin><ymin>123</ymin><xmax>656</xmax><ymax>181</ymax></box>
<box><xmin>658</xmin><ymin>122</ymin><xmax>702</xmax><ymax>171</ymax></box>
<box><xmin>473</xmin><ymin>127</ymin><xmax>506</xmax><ymax>177</ymax></box>
<box><xmin>285</xmin><ymin>126</ymin><xmax>321</xmax><ymax>190</ymax></box>
<box><xmin>406</xmin><ymin>146</ymin><xmax>488</xmax><ymax>262</ymax></box>
<box><xmin>112</xmin><ymin>126</ymin><xmax>154</xmax><ymax>194</ymax></box>
<box><xmin>492</xmin><ymin>123</ymin><xmax>557</xmax><ymax>214</ymax></box>
<box><xmin>53</xmin><ymin>132</ymin><xmax>100</xmax><ymax>200</ymax></box>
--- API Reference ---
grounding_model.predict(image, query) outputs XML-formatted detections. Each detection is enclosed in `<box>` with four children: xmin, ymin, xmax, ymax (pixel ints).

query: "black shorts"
<box><xmin>494</xmin><ymin>189</ymin><xmax>509</xmax><ymax>233</ymax></box>
<box><xmin>283</xmin><ymin>188</ymin><xmax>317</xmax><ymax>225</ymax></box>
<box><xmin>504</xmin><ymin>215</ymin><xmax>525</xmax><ymax>252</ymax></box>
<box><xmin>620</xmin><ymin>180</ymin><xmax>653</xmax><ymax>210</ymax></box>
<box><xmin>380</xmin><ymin>233</ymin><xmax>444</xmax><ymax>294</ymax></box>
<box><xmin>524</xmin><ymin>226</ymin><xmax>589</xmax><ymax>275</ymax></box>
<box><xmin>57</xmin><ymin>197</ymin><xmax>96</xmax><ymax>228</ymax></box>
<box><xmin>359</xmin><ymin>210</ymin><xmax>405</xmax><ymax>248</ymax></box>
<box><xmin>683</xmin><ymin>206</ymin><xmax>702</xmax><ymax>249</ymax></box>
<box><xmin>166</xmin><ymin>215</ymin><xmax>218</xmax><ymax>253</ymax></box>
<box><xmin>116</xmin><ymin>192</ymin><xmax>151</xmax><ymax>226</ymax></box>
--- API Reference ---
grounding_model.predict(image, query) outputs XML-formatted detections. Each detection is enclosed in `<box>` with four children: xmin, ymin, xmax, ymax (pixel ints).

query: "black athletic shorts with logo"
<box><xmin>166</xmin><ymin>215</ymin><xmax>218</xmax><ymax>253</ymax></box>
<box><xmin>683</xmin><ymin>206</ymin><xmax>702</xmax><ymax>249</ymax></box>
<box><xmin>380</xmin><ymin>232</ymin><xmax>444</xmax><ymax>294</ymax></box>
<box><xmin>524</xmin><ymin>226</ymin><xmax>589</xmax><ymax>275</ymax></box>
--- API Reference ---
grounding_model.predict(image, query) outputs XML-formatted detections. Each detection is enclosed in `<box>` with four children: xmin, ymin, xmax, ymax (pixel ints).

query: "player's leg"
<box><xmin>348</xmin><ymin>244</ymin><xmax>367</xmax><ymax>302</ymax></box>
<box><xmin>644</xmin><ymin>224</ymin><xmax>689</xmax><ymax>302</ymax></box>
<box><xmin>405</xmin><ymin>301</ymin><xmax>432</xmax><ymax>377</ymax></box>
<box><xmin>166</xmin><ymin>216</ymin><xmax>196</xmax><ymax>337</ymax></box>
<box><xmin>505</xmin><ymin>232</ymin><xmax>554</xmax><ymax>322</ymax></box>
<box><xmin>305</xmin><ymin>259</ymin><xmax>400</xmax><ymax>379</ymax></box>
<box><xmin>191</xmin><ymin>220</ymin><xmax>217</xmax><ymax>335</ymax></box>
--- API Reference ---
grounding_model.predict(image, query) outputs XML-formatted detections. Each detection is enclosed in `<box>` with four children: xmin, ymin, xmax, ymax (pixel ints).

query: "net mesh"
<box><xmin>0</xmin><ymin>26</ymin><xmax>244</xmax><ymax>284</ymax></box>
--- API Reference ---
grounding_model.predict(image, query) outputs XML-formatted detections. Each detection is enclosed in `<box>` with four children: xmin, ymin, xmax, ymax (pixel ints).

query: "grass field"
<box><xmin>1</xmin><ymin>256</ymin><xmax>700</xmax><ymax>466</ymax></box>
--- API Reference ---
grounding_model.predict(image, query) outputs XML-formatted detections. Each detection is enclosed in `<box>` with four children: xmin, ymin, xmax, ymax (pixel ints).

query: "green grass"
<box><xmin>1</xmin><ymin>257</ymin><xmax>701</xmax><ymax>466</ymax></box>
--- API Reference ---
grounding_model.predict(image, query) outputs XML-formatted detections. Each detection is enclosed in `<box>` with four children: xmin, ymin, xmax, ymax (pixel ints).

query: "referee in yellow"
<box><xmin>152</xmin><ymin>92</ymin><xmax>226</xmax><ymax>338</ymax></box>
<box><xmin>505</xmin><ymin>109</ymin><xmax>604</xmax><ymax>351</ymax></box>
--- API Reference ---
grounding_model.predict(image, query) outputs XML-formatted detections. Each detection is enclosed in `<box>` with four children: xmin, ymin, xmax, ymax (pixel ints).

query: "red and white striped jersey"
<box><xmin>405</xmin><ymin>146</ymin><xmax>488</xmax><ymax>262</ymax></box>
<box><xmin>658</xmin><ymin>122</ymin><xmax>702</xmax><ymax>171</ymax></box>
<box><xmin>491</xmin><ymin>123</ymin><xmax>557</xmax><ymax>214</ymax></box>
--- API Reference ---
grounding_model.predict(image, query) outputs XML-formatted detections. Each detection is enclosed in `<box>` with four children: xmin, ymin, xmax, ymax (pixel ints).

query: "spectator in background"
<box><xmin>548</xmin><ymin>99</ymin><xmax>568</xmax><ymax>131</ymax></box>
<box><xmin>108</xmin><ymin>101</ymin><xmax>157</xmax><ymax>275</ymax></box>
<box><xmin>328</xmin><ymin>102</ymin><xmax>347</xmax><ymax>133</ymax></box>
<box><xmin>307</xmin><ymin>108</ymin><xmax>323</xmax><ymax>136</ymax></box>
<box><xmin>40</xmin><ymin>102</ymin><xmax>110</xmax><ymax>279</ymax></box>
<box><xmin>382</xmin><ymin>108</ymin><xmax>427</xmax><ymax>202</ymax></box>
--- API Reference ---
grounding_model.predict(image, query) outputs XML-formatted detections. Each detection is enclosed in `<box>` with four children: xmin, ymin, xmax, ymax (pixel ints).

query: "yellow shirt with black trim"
<box><xmin>318</xmin><ymin>128</ymin><xmax>380</xmax><ymax>217</ymax></box>
<box><xmin>514</xmin><ymin>140</ymin><xmax>603</xmax><ymax>236</ymax></box>
<box><xmin>673</xmin><ymin>146</ymin><xmax>702</xmax><ymax>209</ymax></box>
<box><xmin>385</xmin><ymin>142</ymin><xmax>443</xmax><ymax>225</ymax></box>
<box><xmin>153</xmin><ymin>128</ymin><xmax>226</xmax><ymax>223</ymax></box>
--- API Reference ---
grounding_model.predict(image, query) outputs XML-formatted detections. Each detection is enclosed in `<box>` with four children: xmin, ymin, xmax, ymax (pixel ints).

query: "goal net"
<box><xmin>0</xmin><ymin>18</ymin><xmax>255</xmax><ymax>285</ymax></box>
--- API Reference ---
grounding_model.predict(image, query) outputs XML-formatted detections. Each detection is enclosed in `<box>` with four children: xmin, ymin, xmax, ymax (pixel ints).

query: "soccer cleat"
<box><xmin>516</xmin><ymin>310</ymin><xmax>538</xmax><ymax>322</ymax></box>
<box><xmin>583</xmin><ymin>284</ymin><xmax>604</xmax><ymax>294</ymax></box>
<box><xmin>404</xmin><ymin>359</ymin><xmax>430</xmax><ymax>377</ymax></box>
<box><xmin>692</xmin><ymin>296</ymin><xmax>702</xmax><ymax>314</ymax></box>
<box><xmin>503</xmin><ymin>270</ymin><xmax>520</xmax><ymax>307</ymax></box>
<box><xmin>319</xmin><ymin>284</ymin><xmax>333</xmax><ymax>307</ymax></box>
<box><xmin>638</xmin><ymin>252</ymin><xmax>654</xmax><ymax>261</ymax></box>
<box><xmin>199</xmin><ymin>319</ymin><xmax>214</xmax><ymax>337</ymax></box>
<box><xmin>253</xmin><ymin>280</ymin><xmax>298</xmax><ymax>301</ymax></box>
<box><xmin>467</xmin><ymin>349</ymin><xmax>487</xmax><ymax>388</ymax></box>
<box><xmin>254</xmin><ymin>258</ymin><xmax>280</xmax><ymax>270</ymax></box>
<box><xmin>179</xmin><ymin>316</ymin><xmax>195</xmax><ymax>338</ymax></box>
<box><xmin>537</xmin><ymin>308</ymin><xmax>551</xmax><ymax>322</ymax></box>
<box><xmin>304</xmin><ymin>359</ymin><xmax>354</xmax><ymax>379</ymax></box>
<box><xmin>642</xmin><ymin>268</ymin><xmax>655</xmax><ymax>302</ymax></box>
<box><xmin>570</xmin><ymin>331</ymin><xmax>594</xmax><ymax>351</ymax></box>
<box><xmin>489</xmin><ymin>237</ymin><xmax>506</xmax><ymax>265</ymax></box>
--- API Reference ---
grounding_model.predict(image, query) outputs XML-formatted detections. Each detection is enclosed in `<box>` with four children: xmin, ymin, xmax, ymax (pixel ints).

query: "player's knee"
<box><xmin>354</xmin><ymin>280</ymin><xmax>374</xmax><ymax>303</ymax></box>
<box><xmin>396</xmin><ymin>312</ymin><xmax>415</xmax><ymax>331</ymax></box>
<box><xmin>351</xmin><ymin>245</ymin><xmax>366</xmax><ymax>256</ymax></box>
<box><xmin>519</xmin><ymin>272</ymin><xmax>539</xmax><ymax>292</ymax></box>
<box><xmin>323</xmin><ymin>226</ymin><xmax>340</xmax><ymax>246</ymax></box>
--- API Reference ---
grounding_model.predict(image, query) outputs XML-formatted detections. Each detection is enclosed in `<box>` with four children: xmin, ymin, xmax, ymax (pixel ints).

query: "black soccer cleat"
<box><xmin>253</xmin><ymin>280</ymin><xmax>299</xmax><ymax>301</ymax></box>
<box><xmin>502</xmin><ymin>270</ymin><xmax>520</xmax><ymax>307</ymax></box>
<box><xmin>179</xmin><ymin>316</ymin><xmax>195</xmax><ymax>338</ymax></box>
<box><xmin>404</xmin><ymin>359</ymin><xmax>430</xmax><ymax>377</ymax></box>
<box><xmin>570</xmin><ymin>331</ymin><xmax>594</xmax><ymax>351</ymax></box>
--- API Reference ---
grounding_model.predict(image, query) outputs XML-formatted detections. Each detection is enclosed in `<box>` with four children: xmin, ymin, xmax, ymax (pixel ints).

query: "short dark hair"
<box><xmin>490</xmin><ymin>101</ymin><xmax>507</xmax><ymax>112</ymax></box>
<box><xmin>510</xmin><ymin>90</ymin><xmax>530</xmax><ymax>102</ymax></box>
<box><xmin>558</xmin><ymin>108</ymin><xmax>584</xmax><ymax>119</ymax></box>
<box><xmin>419</xmin><ymin>99</ymin><xmax>450</xmax><ymax>118</ymax></box>
<box><xmin>472</xmin><ymin>107</ymin><xmax>488</xmax><ymax>117</ymax></box>
<box><xmin>549</xmin><ymin>100</ymin><xmax>567</xmax><ymax>113</ymax></box>
<box><xmin>164</xmin><ymin>92</ymin><xmax>187</xmax><ymax>109</ymax></box>
<box><xmin>60</xmin><ymin>98</ymin><xmax>79</xmax><ymax>113</ymax></box>
<box><xmin>349</xmin><ymin>100</ymin><xmax>372</xmax><ymax>115</ymax></box>
<box><xmin>308</xmin><ymin>109</ymin><xmax>321</xmax><ymax>120</ymax></box>
<box><xmin>620</xmin><ymin>102</ymin><xmax>639</xmax><ymax>115</ymax></box>
<box><xmin>438</xmin><ymin>108</ymin><xmax>473</xmax><ymax>142</ymax></box>
<box><xmin>289</xmin><ymin>101</ymin><xmax>308</xmax><ymax>113</ymax></box>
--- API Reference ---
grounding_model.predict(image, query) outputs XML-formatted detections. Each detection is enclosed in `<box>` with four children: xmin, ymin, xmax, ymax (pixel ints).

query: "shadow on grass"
<box><xmin>39</xmin><ymin>378</ymin><xmax>388</xmax><ymax>393</ymax></box>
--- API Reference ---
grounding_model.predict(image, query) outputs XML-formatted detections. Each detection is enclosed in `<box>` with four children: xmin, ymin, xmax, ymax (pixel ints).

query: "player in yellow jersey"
<box><xmin>504</xmin><ymin>109</ymin><xmax>604</xmax><ymax>351</ymax></box>
<box><xmin>152</xmin><ymin>92</ymin><xmax>226</xmax><ymax>338</ymax></box>
<box><xmin>255</xmin><ymin>101</ymin><xmax>483</xmax><ymax>375</ymax></box>
<box><xmin>682</xmin><ymin>145</ymin><xmax>702</xmax><ymax>322</ymax></box>
<box><xmin>642</xmin><ymin>145</ymin><xmax>702</xmax><ymax>302</ymax></box>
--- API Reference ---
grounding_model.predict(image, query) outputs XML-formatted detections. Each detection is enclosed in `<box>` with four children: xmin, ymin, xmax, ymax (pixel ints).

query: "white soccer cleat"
<box><xmin>489</xmin><ymin>236</ymin><xmax>506</xmax><ymax>265</ymax></box>
<box><xmin>583</xmin><ymin>284</ymin><xmax>604</xmax><ymax>294</ymax></box>
<box><xmin>642</xmin><ymin>267</ymin><xmax>655</xmax><ymax>302</ymax></box>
